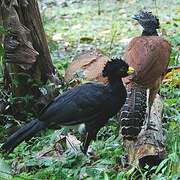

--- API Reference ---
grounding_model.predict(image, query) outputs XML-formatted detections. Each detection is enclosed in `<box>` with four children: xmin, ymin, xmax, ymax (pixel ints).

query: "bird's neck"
<box><xmin>142</xmin><ymin>29</ymin><xmax>158</xmax><ymax>36</ymax></box>
<box><xmin>108</xmin><ymin>78</ymin><xmax>126</xmax><ymax>94</ymax></box>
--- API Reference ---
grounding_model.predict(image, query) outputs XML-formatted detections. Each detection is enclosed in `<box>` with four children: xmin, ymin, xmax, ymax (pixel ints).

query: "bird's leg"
<box><xmin>81</xmin><ymin>127</ymin><xmax>99</xmax><ymax>154</ymax></box>
<box><xmin>145</xmin><ymin>85</ymin><xmax>160</xmax><ymax>131</ymax></box>
<box><xmin>80</xmin><ymin>132</ymin><xmax>91</xmax><ymax>154</ymax></box>
<box><xmin>146</xmin><ymin>104</ymin><xmax>152</xmax><ymax>129</ymax></box>
<box><xmin>144</xmin><ymin>89</ymin><xmax>151</xmax><ymax>130</ymax></box>
<box><xmin>145</xmin><ymin>104</ymin><xmax>157</xmax><ymax>131</ymax></box>
<box><xmin>80</xmin><ymin>121</ymin><xmax>104</xmax><ymax>154</ymax></box>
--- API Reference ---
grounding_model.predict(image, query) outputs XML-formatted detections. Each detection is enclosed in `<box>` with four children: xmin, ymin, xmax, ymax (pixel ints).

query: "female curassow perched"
<box><xmin>120</xmin><ymin>11</ymin><xmax>171</xmax><ymax>139</ymax></box>
<box><xmin>1</xmin><ymin>58</ymin><xmax>135</xmax><ymax>153</ymax></box>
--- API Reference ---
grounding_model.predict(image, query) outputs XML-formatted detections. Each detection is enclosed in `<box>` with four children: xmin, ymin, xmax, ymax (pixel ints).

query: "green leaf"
<box><xmin>116</xmin><ymin>171</ymin><xmax>126</xmax><ymax>180</ymax></box>
<box><xmin>103</xmin><ymin>172</ymin><xmax>109</xmax><ymax>180</ymax></box>
<box><xmin>155</xmin><ymin>158</ymin><xmax>169</xmax><ymax>174</ymax></box>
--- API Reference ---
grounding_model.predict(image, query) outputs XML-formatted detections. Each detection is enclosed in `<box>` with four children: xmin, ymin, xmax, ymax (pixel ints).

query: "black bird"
<box><xmin>1</xmin><ymin>58</ymin><xmax>135</xmax><ymax>153</ymax></box>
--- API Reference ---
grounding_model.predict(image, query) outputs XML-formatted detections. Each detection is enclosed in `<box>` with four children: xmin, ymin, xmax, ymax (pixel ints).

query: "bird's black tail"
<box><xmin>120</xmin><ymin>83</ymin><xmax>147</xmax><ymax>140</ymax></box>
<box><xmin>1</xmin><ymin>119</ymin><xmax>45</xmax><ymax>153</ymax></box>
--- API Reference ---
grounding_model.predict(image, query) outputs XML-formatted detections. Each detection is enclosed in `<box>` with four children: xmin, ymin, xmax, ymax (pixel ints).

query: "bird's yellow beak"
<box><xmin>127</xmin><ymin>67</ymin><xmax>135</xmax><ymax>75</ymax></box>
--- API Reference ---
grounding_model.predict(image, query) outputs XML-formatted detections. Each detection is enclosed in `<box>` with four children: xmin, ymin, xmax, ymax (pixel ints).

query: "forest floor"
<box><xmin>0</xmin><ymin>0</ymin><xmax>179</xmax><ymax>179</ymax></box>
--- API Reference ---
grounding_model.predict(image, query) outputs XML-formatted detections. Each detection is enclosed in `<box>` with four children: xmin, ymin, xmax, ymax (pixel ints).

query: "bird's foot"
<box><xmin>80</xmin><ymin>143</ymin><xmax>88</xmax><ymax>155</ymax></box>
<box><xmin>80</xmin><ymin>143</ymin><xmax>94</xmax><ymax>156</ymax></box>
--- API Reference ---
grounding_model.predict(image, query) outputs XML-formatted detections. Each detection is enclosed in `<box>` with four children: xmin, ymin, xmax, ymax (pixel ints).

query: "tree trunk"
<box><xmin>0</xmin><ymin>0</ymin><xmax>61</xmax><ymax>118</ymax></box>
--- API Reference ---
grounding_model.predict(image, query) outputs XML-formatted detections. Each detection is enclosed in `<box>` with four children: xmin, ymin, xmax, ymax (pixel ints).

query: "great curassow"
<box><xmin>120</xmin><ymin>11</ymin><xmax>171</xmax><ymax>139</ymax></box>
<box><xmin>1</xmin><ymin>58</ymin><xmax>135</xmax><ymax>154</ymax></box>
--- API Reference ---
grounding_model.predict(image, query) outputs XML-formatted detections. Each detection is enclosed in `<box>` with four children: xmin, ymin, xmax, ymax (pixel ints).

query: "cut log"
<box><xmin>64</xmin><ymin>49</ymin><xmax>109</xmax><ymax>86</ymax></box>
<box><xmin>124</xmin><ymin>94</ymin><xmax>165</xmax><ymax>167</ymax></box>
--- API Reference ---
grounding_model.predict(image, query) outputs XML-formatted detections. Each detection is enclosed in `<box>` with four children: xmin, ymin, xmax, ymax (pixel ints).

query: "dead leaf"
<box><xmin>163</xmin><ymin>68</ymin><xmax>180</xmax><ymax>86</ymax></box>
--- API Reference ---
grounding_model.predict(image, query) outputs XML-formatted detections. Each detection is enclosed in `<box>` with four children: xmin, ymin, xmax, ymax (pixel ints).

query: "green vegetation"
<box><xmin>0</xmin><ymin>0</ymin><xmax>179</xmax><ymax>179</ymax></box>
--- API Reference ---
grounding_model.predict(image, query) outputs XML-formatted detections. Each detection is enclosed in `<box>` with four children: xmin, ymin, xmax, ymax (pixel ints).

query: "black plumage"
<box><xmin>1</xmin><ymin>58</ymin><xmax>134</xmax><ymax>153</ymax></box>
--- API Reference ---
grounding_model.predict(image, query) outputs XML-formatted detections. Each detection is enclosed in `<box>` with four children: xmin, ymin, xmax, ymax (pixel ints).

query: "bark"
<box><xmin>0</xmin><ymin>0</ymin><xmax>61</xmax><ymax>117</ymax></box>
<box><xmin>124</xmin><ymin>94</ymin><xmax>165</xmax><ymax>167</ymax></box>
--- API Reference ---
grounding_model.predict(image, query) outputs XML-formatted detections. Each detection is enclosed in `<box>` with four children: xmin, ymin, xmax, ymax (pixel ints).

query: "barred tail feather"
<box><xmin>1</xmin><ymin>119</ymin><xmax>45</xmax><ymax>153</ymax></box>
<box><xmin>120</xmin><ymin>83</ymin><xmax>147</xmax><ymax>139</ymax></box>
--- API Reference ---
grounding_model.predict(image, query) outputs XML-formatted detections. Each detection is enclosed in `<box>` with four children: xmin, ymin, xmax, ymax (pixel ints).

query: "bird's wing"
<box><xmin>39</xmin><ymin>83</ymin><xmax>112</xmax><ymax>126</ymax></box>
<box><xmin>123</xmin><ymin>36</ymin><xmax>171</xmax><ymax>88</ymax></box>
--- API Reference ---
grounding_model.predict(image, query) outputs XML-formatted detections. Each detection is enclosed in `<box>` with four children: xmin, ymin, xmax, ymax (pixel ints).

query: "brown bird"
<box><xmin>120</xmin><ymin>11</ymin><xmax>171</xmax><ymax>139</ymax></box>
